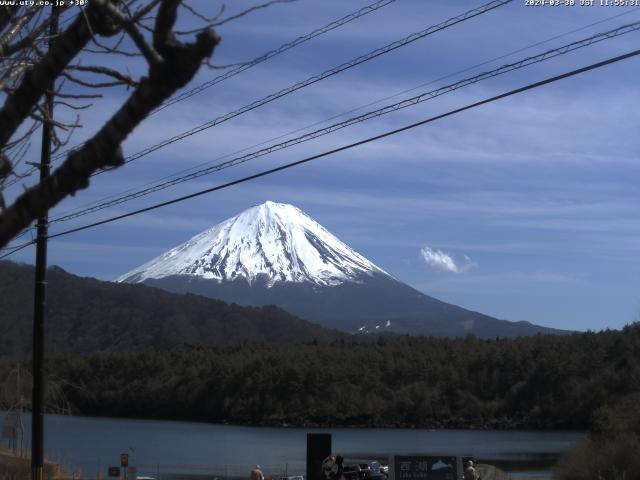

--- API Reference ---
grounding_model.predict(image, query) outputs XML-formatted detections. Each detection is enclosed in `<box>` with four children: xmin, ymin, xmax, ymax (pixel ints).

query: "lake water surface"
<box><xmin>0</xmin><ymin>412</ymin><xmax>583</xmax><ymax>479</ymax></box>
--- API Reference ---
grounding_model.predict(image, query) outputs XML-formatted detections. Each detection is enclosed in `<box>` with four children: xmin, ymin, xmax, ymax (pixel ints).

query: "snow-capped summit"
<box><xmin>116</xmin><ymin>201</ymin><xmax>391</xmax><ymax>286</ymax></box>
<box><xmin>116</xmin><ymin>201</ymin><xmax>568</xmax><ymax>339</ymax></box>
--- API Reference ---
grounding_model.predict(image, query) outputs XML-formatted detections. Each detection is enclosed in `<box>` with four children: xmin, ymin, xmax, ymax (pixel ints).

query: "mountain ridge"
<box><xmin>0</xmin><ymin>260</ymin><xmax>346</xmax><ymax>356</ymax></box>
<box><xmin>119</xmin><ymin>201</ymin><xmax>570</xmax><ymax>338</ymax></box>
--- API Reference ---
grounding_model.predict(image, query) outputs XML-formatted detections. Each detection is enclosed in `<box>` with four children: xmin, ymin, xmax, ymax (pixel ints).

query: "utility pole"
<box><xmin>32</xmin><ymin>8</ymin><xmax>58</xmax><ymax>480</ymax></box>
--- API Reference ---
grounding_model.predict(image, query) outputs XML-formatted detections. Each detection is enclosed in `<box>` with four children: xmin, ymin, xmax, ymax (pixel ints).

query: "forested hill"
<box><xmin>2</xmin><ymin>325</ymin><xmax>638</xmax><ymax>429</ymax></box>
<box><xmin>0</xmin><ymin>261</ymin><xmax>345</xmax><ymax>355</ymax></box>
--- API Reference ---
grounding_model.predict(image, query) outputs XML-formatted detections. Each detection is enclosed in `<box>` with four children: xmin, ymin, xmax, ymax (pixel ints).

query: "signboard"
<box><xmin>108</xmin><ymin>467</ymin><xmax>121</xmax><ymax>477</ymax></box>
<box><xmin>120</xmin><ymin>454</ymin><xmax>129</xmax><ymax>468</ymax></box>
<box><xmin>393</xmin><ymin>456</ymin><xmax>458</xmax><ymax>480</ymax></box>
<box><xmin>127</xmin><ymin>467</ymin><xmax>137</xmax><ymax>480</ymax></box>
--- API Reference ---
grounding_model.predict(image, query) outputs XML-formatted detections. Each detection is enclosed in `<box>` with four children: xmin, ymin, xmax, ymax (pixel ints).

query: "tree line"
<box><xmin>1</xmin><ymin>324</ymin><xmax>639</xmax><ymax>430</ymax></box>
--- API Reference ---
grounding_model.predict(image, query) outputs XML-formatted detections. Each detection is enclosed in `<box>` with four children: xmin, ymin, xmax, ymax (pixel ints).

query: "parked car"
<box><xmin>343</xmin><ymin>465</ymin><xmax>362</xmax><ymax>480</ymax></box>
<box><xmin>355</xmin><ymin>462</ymin><xmax>385</xmax><ymax>480</ymax></box>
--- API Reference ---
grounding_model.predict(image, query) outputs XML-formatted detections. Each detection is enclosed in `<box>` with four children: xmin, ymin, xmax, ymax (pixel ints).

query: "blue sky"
<box><xmin>5</xmin><ymin>0</ymin><xmax>640</xmax><ymax>332</ymax></box>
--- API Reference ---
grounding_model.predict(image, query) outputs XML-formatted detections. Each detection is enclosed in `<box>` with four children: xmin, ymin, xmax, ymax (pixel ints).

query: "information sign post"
<box><xmin>390</xmin><ymin>455</ymin><xmax>462</xmax><ymax>480</ymax></box>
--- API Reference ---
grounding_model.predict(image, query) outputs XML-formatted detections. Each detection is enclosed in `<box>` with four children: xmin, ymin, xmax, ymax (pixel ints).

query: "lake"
<box><xmin>0</xmin><ymin>412</ymin><xmax>583</xmax><ymax>479</ymax></box>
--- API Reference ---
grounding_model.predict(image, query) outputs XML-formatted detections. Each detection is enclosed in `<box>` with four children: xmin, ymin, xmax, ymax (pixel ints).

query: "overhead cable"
<box><xmin>153</xmin><ymin>0</ymin><xmax>398</xmax><ymax>114</ymax></box>
<box><xmin>48</xmin><ymin>20</ymin><xmax>640</xmax><ymax>224</ymax></box>
<box><xmin>40</xmin><ymin>0</ymin><xmax>397</xmax><ymax>169</ymax></box>
<box><xmin>50</xmin><ymin>7</ymin><xmax>640</xmax><ymax>222</ymax></box>
<box><xmin>5</xmin><ymin>46</ymin><xmax>632</xmax><ymax>252</ymax></box>
<box><xmin>93</xmin><ymin>0</ymin><xmax>514</xmax><ymax>171</ymax></box>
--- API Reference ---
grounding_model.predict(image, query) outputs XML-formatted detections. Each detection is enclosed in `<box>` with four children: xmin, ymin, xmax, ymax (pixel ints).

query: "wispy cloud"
<box><xmin>420</xmin><ymin>246</ymin><xmax>476</xmax><ymax>273</ymax></box>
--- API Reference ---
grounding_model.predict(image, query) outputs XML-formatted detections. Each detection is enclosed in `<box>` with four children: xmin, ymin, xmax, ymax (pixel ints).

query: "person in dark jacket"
<box><xmin>322</xmin><ymin>455</ymin><xmax>345</xmax><ymax>480</ymax></box>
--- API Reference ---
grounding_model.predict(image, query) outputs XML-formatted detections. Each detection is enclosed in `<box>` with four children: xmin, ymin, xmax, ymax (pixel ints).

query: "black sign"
<box><xmin>394</xmin><ymin>456</ymin><xmax>457</xmax><ymax>480</ymax></box>
<box><xmin>120</xmin><ymin>454</ymin><xmax>129</xmax><ymax>467</ymax></box>
<box><xmin>108</xmin><ymin>467</ymin><xmax>120</xmax><ymax>477</ymax></box>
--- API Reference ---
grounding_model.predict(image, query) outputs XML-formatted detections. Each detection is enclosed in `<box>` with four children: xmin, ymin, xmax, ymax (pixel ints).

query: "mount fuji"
<box><xmin>117</xmin><ymin>201</ymin><xmax>566</xmax><ymax>338</ymax></box>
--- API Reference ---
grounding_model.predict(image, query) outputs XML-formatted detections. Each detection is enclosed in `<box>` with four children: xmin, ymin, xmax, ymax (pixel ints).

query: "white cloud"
<box><xmin>420</xmin><ymin>246</ymin><xmax>476</xmax><ymax>274</ymax></box>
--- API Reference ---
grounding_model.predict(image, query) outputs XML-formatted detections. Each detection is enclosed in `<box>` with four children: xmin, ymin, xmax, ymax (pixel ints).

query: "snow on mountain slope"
<box><xmin>116</xmin><ymin>201</ymin><xmax>392</xmax><ymax>286</ymax></box>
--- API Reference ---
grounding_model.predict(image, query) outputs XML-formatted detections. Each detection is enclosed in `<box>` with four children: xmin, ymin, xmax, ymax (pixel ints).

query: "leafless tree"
<box><xmin>0</xmin><ymin>0</ymin><xmax>227</xmax><ymax>248</ymax></box>
<box><xmin>1</xmin><ymin>364</ymin><xmax>79</xmax><ymax>456</ymax></box>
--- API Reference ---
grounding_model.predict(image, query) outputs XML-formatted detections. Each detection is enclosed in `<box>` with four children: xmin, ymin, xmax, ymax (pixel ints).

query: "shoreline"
<box><xmin>2</xmin><ymin>409</ymin><xmax>587</xmax><ymax>432</ymax></box>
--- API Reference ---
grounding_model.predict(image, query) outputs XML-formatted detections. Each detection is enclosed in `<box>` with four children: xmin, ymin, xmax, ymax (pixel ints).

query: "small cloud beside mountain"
<box><xmin>420</xmin><ymin>246</ymin><xmax>476</xmax><ymax>273</ymax></box>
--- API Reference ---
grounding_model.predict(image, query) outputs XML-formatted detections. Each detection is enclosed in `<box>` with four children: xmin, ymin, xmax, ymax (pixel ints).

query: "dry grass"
<box><xmin>555</xmin><ymin>433</ymin><xmax>640</xmax><ymax>480</ymax></box>
<box><xmin>0</xmin><ymin>448</ymin><xmax>59</xmax><ymax>480</ymax></box>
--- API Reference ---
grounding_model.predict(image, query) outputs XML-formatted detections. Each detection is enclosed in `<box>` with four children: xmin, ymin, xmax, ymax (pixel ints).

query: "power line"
<box><xmin>152</xmin><ymin>0</ymin><xmax>397</xmax><ymax>114</ymax></box>
<box><xmin>0</xmin><ymin>233</ymin><xmax>34</xmax><ymax>254</ymax></box>
<box><xmin>29</xmin><ymin>47</ymin><xmax>640</xmax><ymax>247</ymax></box>
<box><xmin>3</xmin><ymin>46</ymin><xmax>638</xmax><ymax>258</ymax></box>
<box><xmin>0</xmin><ymin>240</ymin><xmax>33</xmax><ymax>258</ymax></box>
<box><xmin>4</xmin><ymin>0</ymin><xmax>509</xmax><ymax>196</ymax></box>
<box><xmin>92</xmin><ymin>0</ymin><xmax>513</xmax><ymax>172</ymax></box>
<box><xmin>0</xmin><ymin>0</ymin><xmax>510</xmax><ymax>245</ymax></box>
<box><xmin>22</xmin><ymin>0</ymin><xmax>508</xmax><ymax>187</ymax></box>
<box><xmin>47</xmin><ymin>20</ymin><xmax>640</xmax><ymax>224</ymax></box>
<box><xmin>50</xmin><ymin>7</ymin><xmax>640</xmax><ymax>223</ymax></box>
<box><xmin>42</xmin><ymin>0</ymin><xmax>397</xmax><ymax>168</ymax></box>
<box><xmin>0</xmin><ymin>226</ymin><xmax>33</xmax><ymax>246</ymax></box>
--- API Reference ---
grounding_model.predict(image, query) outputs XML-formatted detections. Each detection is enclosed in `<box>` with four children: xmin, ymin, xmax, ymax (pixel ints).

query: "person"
<box><xmin>463</xmin><ymin>461</ymin><xmax>479</xmax><ymax>480</ymax></box>
<box><xmin>321</xmin><ymin>454</ymin><xmax>345</xmax><ymax>480</ymax></box>
<box><xmin>250</xmin><ymin>465</ymin><xmax>264</xmax><ymax>480</ymax></box>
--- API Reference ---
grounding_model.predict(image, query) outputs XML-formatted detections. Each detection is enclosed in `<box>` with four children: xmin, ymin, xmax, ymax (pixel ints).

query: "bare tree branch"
<box><xmin>70</xmin><ymin>64</ymin><xmax>138</xmax><ymax>86</ymax></box>
<box><xmin>54</xmin><ymin>99</ymin><xmax>92</xmax><ymax>110</ymax></box>
<box><xmin>0</xmin><ymin>21</ymin><xmax>219</xmax><ymax>247</ymax></box>
<box><xmin>62</xmin><ymin>70</ymin><xmax>137</xmax><ymax>88</ymax></box>
<box><xmin>0</xmin><ymin>1</ymin><xmax>121</xmax><ymax>150</ymax></box>
<box><xmin>212</xmin><ymin>0</ymin><xmax>298</xmax><ymax>27</ymax></box>
<box><xmin>84</xmin><ymin>44</ymin><xmax>143</xmax><ymax>57</ymax></box>
<box><xmin>181</xmin><ymin>1</ymin><xmax>224</xmax><ymax>23</ymax></box>
<box><xmin>4</xmin><ymin>118</ymin><xmax>39</xmax><ymax>151</ymax></box>
<box><xmin>54</xmin><ymin>91</ymin><xmax>103</xmax><ymax>99</ymax></box>
<box><xmin>131</xmin><ymin>0</ymin><xmax>162</xmax><ymax>22</ymax></box>
<box><xmin>153</xmin><ymin>0</ymin><xmax>180</xmax><ymax>53</ymax></box>
<box><xmin>97</xmin><ymin>0</ymin><xmax>163</xmax><ymax>65</ymax></box>
<box><xmin>0</xmin><ymin>7</ymin><xmax>37</xmax><ymax>51</ymax></box>
<box><xmin>0</xmin><ymin>153</ymin><xmax>11</xmax><ymax>184</ymax></box>
<box><xmin>0</xmin><ymin>9</ymin><xmax>53</xmax><ymax>58</ymax></box>
<box><xmin>0</xmin><ymin>6</ymin><xmax>15</xmax><ymax>33</ymax></box>
<box><xmin>31</xmin><ymin>103</ymin><xmax>80</xmax><ymax>130</ymax></box>
<box><xmin>0</xmin><ymin>0</ymin><xmax>293</xmax><ymax>247</ymax></box>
